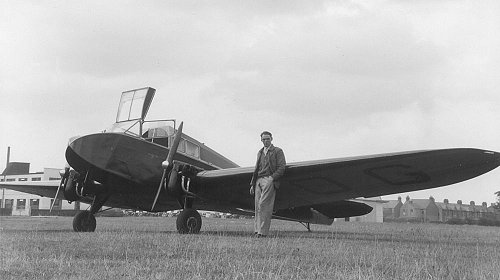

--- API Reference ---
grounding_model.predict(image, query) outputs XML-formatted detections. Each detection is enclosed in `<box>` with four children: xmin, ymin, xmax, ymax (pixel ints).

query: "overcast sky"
<box><xmin>1</xmin><ymin>0</ymin><xmax>499</xmax><ymax>205</ymax></box>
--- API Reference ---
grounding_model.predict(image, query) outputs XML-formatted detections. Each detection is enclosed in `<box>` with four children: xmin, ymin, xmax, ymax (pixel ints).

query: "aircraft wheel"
<box><xmin>176</xmin><ymin>209</ymin><xmax>202</xmax><ymax>234</ymax></box>
<box><xmin>73</xmin><ymin>210</ymin><xmax>96</xmax><ymax>232</ymax></box>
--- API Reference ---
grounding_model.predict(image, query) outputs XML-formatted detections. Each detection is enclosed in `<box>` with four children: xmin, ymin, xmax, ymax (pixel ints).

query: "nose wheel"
<box><xmin>72</xmin><ymin>192</ymin><xmax>110</xmax><ymax>232</ymax></box>
<box><xmin>176</xmin><ymin>209</ymin><xmax>202</xmax><ymax>234</ymax></box>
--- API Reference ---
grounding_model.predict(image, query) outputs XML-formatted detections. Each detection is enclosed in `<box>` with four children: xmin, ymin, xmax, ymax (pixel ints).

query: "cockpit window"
<box><xmin>108</xmin><ymin>120</ymin><xmax>142</xmax><ymax>136</ymax></box>
<box><xmin>116</xmin><ymin>91</ymin><xmax>134</xmax><ymax>122</ymax></box>
<box><xmin>116</xmin><ymin>88</ymin><xmax>155</xmax><ymax>123</ymax></box>
<box><xmin>185</xmin><ymin>141</ymin><xmax>200</xmax><ymax>158</ymax></box>
<box><xmin>177</xmin><ymin>139</ymin><xmax>200</xmax><ymax>158</ymax></box>
<box><xmin>144</xmin><ymin>122</ymin><xmax>176</xmax><ymax>138</ymax></box>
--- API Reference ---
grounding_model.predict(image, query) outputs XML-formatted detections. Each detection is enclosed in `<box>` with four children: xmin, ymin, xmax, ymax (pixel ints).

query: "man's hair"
<box><xmin>260</xmin><ymin>131</ymin><xmax>272</xmax><ymax>138</ymax></box>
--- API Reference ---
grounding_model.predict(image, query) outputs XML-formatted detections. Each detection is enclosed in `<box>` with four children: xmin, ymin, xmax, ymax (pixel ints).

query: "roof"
<box><xmin>403</xmin><ymin>199</ymin><xmax>433</xmax><ymax>209</ymax></box>
<box><xmin>1</xmin><ymin>162</ymin><xmax>30</xmax><ymax>176</ymax></box>
<box><xmin>383</xmin><ymin>200</ymin><xmax>402</xmax><ymax>208</ymax></box>
<box><xmin>435</xmin><ymin>202</ymin><xmax>489</xmax><ymax>212</ymax></box>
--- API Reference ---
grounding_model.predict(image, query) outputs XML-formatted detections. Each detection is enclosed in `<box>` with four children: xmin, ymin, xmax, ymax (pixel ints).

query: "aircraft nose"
<box><xmin>65</xmin><ymin>133</ymin><xmax>116</xmax><ymax>173</ymax></box>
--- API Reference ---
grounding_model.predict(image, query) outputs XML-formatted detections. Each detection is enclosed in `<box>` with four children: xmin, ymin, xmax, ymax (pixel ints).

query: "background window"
<box><xmin>30</xmin><ymin>199</ymin><xmax>40</xmax><ymax>209</ymax></box>
<box><xmin>4</xmin><ymin>199</ymin><xmax>14</xmax><ymax>209</ymax></box>
<box><xmin>16</xmin><ymin>199</ymin><xmax>26</xmax><ymax>210</ymax></box>
<box><xmin>50</xmin><ymin>199</ymin><xmax>62</xmax><ymax>209</ymax></box>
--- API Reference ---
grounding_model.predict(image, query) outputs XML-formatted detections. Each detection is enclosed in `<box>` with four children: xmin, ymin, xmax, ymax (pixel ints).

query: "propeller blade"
<box><xmin>165</xmin><ymin>122</ymin><xmax>183</xmax><ymax>169</ymax></box>
<box><xmin>151</xmin><ymin>169</ymin><xmax>167</xmax><ymax>211</ymax></box>
<box><xmin>151</xmin><ymin>122</ymin><xmax>184</xmax><ymax>211</ymax></box>
<box><xmin>50</xmin><ymin>186</ymin><xmax>62</xmax><ymax>213</ymax></box>
<box><xmin>51</xmin><ymin>167</ymin><xmax>69</xmax><ymax>213</ymax></box>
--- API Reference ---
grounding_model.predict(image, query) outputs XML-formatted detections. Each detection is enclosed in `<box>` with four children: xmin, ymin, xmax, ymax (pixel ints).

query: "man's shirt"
<box><xmin>257</xmin><ymin>149</ymin><xmax>272</xmax><ymax>178</ymax></box>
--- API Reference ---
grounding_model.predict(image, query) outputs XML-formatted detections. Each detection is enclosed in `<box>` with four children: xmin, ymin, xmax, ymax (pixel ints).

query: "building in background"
<box><xmin>1</xmin><ymin>162</ymin><xmax>87</xmax><ymax>216</ymax></box>
<box><xmin>383</xmin><ymin>195</ymin><xmax>500</xmax><ymax>224</ymax></box>
<box><xmin>383</xmin><ymin>196</ymin><xmax>403</xmax><ymax>221</ymax></box>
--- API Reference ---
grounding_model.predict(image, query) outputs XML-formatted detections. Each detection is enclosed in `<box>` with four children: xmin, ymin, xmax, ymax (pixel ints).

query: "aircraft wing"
<box><xmin>195</xmin><ymin>148</ymin><xmax>500</xmax><ymax>211</ymax></box>
<box><xmin>0</xmin><ymin>181</ymin><xmax>64</xmax><ymax>199</ymax></box>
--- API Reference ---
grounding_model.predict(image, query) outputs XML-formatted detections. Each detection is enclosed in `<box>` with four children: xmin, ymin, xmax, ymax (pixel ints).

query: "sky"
<box><xmin>1</xmin><ymin>0</ymin><xmax>499</xmax><ymax>205</ymax></box>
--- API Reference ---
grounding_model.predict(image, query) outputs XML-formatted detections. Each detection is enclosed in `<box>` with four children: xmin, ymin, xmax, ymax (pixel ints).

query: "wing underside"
<box><xmin>0</xmin><ymin>181</ymin><xmax>62</xmax><ymax>199</ymax></box>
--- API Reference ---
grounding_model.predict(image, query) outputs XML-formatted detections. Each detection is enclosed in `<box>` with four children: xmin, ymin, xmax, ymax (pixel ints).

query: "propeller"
<box><xmin>51</xmin><ymin>166</ymin><xmax>70</xmax><ymax>213</ymax></box>
<box><xmin>151</xmin><ymin>121</ymin><xmax>184</xmax><ymax>211</ymax></box>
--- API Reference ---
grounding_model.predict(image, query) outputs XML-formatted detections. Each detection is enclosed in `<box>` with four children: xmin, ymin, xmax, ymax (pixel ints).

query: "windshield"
<box><xmin>107</xmin><ymin>120</ymin><xmax>142</xmax><ymax>136</ymax></box>
<box><xmin>106</xmin><ymin>119</ymin><xmax>176</xmax><ymax>140</ymax></box>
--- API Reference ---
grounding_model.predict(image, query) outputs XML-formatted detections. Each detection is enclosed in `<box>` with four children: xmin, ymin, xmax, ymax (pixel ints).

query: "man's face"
<box><xmin>261</xmin><ymin>134</ymin><xmax>272</xmax><ymax>148</ymax></box>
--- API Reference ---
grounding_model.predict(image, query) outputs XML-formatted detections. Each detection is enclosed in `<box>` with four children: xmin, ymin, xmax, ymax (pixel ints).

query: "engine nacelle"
<box><xmin>167</xmin><ymin>168</ymin><xmax>182</xmax><ymax>196</ymax></box>
<box><xmin>63</xmin><ymin>170</ymin><xmax>82</xmax><ymax>202</ymax></box>
<box><xmin>166</xmin><ymin>162</ymin><xmax>201</xmax><ymax>196</ymax></box>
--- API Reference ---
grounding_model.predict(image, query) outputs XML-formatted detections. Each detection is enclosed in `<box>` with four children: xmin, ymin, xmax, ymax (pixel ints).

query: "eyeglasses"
<box><xmin>261</xmin><ymin>138</ymin><xmax>271</xmax><ymax>141</ymax></box>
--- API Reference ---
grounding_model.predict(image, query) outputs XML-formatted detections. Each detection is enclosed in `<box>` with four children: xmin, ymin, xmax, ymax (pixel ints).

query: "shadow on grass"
<box><xmin>200</xmin><ymin>229</ymin><xmax>494</xmax><ymax>247</ymax></box>
<box><xmin>1</xmin><ymin>228</ymin><xmax>74</xmax><ymax>233</ymax></box>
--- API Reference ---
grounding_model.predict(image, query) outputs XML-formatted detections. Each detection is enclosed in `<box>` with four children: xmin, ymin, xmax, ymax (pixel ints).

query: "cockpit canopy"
<box><xmin>116</xmin><ymin>87</ymin><xmax>155</xmax><ymax>123</ymax></box>
<box><xmin>108</xmin><ymin>87</ymin><xmax>176</xmax><ymax>143</ymax></box>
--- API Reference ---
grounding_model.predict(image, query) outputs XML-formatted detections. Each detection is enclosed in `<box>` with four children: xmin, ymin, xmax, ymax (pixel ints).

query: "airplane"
<box><xmin>2</xmin><ymin>87</ymin><xmax>500</xmax><ymax>233</ymax></box>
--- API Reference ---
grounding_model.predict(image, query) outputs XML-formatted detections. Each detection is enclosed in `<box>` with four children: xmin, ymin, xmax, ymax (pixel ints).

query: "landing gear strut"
<box><xmin>174</xmin><ymin>164</ymin><xmax>202</xmax><ymax>234</ymax></box>
<box><xmin>299</xmin><ymin>222</ymin><xmax>312</xmax><ymax>232</ymax></box>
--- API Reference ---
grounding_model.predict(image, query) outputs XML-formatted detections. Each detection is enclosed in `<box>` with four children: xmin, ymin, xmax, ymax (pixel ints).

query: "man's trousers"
<box><xmin>254</xmin><ymin>176</ymin><xmax>276</xmax><ymax>236</ymax></box>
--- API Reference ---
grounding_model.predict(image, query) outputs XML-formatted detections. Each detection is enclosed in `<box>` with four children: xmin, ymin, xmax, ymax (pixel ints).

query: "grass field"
<box><xmin>1</xmin><ymin>216</ymin><xmax>499</xmax><ymax>280</ymax></box>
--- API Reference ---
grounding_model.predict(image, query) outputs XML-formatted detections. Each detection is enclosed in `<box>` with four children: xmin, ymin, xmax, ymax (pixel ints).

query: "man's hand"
<box><xmin>249</xmin><ymin>186</ymin><xmax>255</xmax><ymax>195</ymax></box>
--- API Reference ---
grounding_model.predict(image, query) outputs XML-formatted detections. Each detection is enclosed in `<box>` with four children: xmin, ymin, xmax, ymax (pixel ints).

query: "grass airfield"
<box><xmin>1</xmin><ymin>216</ymin><xmax>499</xmax><ymax>280</ymax></box>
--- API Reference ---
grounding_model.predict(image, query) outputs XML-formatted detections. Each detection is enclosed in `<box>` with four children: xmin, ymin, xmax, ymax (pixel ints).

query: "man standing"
<box><xmin>250</xmin><ymin>131</ymin><xmax>286</xmax><ymax>237</ymax></box>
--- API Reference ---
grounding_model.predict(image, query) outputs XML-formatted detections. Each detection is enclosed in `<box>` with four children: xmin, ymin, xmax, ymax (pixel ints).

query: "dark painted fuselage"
<box><xmin>66</xmin><ymin>132</ymin><xmax>238</xmax><ymax>211</ymax></box>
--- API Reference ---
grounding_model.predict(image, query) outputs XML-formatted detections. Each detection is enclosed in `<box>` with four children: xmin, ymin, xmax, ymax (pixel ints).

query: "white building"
<box><xmin>1</xmin><ymin>162</ymin><xmax>88</xmax><ymax>216</ymax></box>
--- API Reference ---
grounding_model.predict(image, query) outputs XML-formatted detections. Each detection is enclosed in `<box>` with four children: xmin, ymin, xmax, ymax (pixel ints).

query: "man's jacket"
<box><xmin>250</xmin><ymin>145</ymin><xmax>286</xmax><ymax>189</ymax></box>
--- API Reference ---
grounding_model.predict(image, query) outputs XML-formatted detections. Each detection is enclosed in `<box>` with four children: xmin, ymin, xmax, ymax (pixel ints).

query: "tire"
<box><xmin>176</xmin><ymin>209</ymin><xmax>202</xmax><ymax>234</ymax></box>
<box><xmin>73</xmin><ymin>210</ymin><xmax>96</xmax><ymax>232</ymax></box>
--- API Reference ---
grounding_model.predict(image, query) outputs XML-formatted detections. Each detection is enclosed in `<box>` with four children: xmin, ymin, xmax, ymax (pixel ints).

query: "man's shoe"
<box><xmin>257</xmin><ymin>234</ymin><xmax>266</xmax><ymax>238</ymax></box>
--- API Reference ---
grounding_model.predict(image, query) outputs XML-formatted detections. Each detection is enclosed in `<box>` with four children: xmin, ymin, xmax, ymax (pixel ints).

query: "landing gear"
<box><xmin>72</xmin><ymin>193</ymin><xmax>110</xmax><ymax>232</ymax></box>
<box><xmin>73</xmin><ymin>210</ymin><xmax>96</xmax><ymax>232</ymax></box>
<box><xmin>168</xmin><ymin>162</ymin><xmax>202</xmax><ymax>234</ymax></box>
<box><xmin>299</xmin><ymin>221</ymin><xmax>312</xmax><ymax>232</ymax></box>
<box><xmin>176</xmin><ymin>209</ymin><xmax>202</xmax><ymax>234</ymax></box>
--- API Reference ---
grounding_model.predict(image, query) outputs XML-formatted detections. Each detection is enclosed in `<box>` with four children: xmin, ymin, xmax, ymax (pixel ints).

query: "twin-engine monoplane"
<box><xmin>2</xmin><ymin>87</ymin><xmax>500</xmax><ymax>233</ymax></box>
